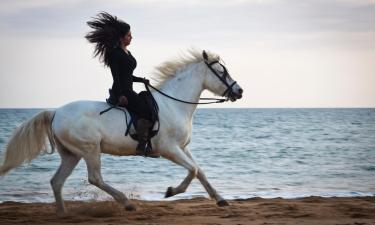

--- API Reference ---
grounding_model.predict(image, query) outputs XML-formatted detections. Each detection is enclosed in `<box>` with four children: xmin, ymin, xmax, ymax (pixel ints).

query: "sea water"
<box><xmin>0</xmin><ymin>108</ymin><xmax>374</xmax><ymax>203</ymax></box>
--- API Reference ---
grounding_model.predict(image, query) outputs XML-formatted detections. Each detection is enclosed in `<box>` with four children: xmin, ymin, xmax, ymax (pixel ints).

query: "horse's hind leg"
<box><xmin>50</xmin><ymin>143</ymin><xmax>81</xmax><ymax>216</ymax></box>
<box><xmin>83</xmin><ymin>148</ymin><xmax>136</xmax><ymax>211</ymax></box>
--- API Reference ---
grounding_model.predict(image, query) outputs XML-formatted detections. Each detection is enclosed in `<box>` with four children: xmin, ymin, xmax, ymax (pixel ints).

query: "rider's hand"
<box><xmin>143</xmin><ymin>78</ymin><xmax>150</xmax><ymax>85</ymax></box>
<box><xmin>118</xmin><ymin>95</ymin><xmax>128</xmax><ymax>106</ymax></box>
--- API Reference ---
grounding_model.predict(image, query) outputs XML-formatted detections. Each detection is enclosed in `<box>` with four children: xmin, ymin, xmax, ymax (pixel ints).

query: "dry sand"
<box><xmin>0</xmin><ymin>197</ymin><xmax>374</xmax><ymax>225</ymax></box>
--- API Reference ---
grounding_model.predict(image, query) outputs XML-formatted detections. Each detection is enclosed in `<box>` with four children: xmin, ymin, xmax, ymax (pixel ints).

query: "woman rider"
<box><xmin>85</xmin><ymin>12</ymin><xmax>157</xmax><ymax>157</ymax></box>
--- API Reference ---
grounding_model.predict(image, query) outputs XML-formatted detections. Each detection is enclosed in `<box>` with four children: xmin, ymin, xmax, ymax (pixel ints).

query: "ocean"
<box><xmin>0</xmin><ymin>108</ymin><xmax>374</xmax><ymax>203</ymax></box>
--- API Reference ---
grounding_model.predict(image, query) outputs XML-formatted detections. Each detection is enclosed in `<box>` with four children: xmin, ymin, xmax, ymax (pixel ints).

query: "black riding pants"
<box><xmin>125</xmin><ymin>91</ymin><xmax>151</xmax><ymax>121</ymax></box>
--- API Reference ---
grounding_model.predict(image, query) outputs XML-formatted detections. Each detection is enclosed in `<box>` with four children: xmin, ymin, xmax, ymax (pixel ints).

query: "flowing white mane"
<box><xmin>152</xmin><ymin>49</ymin><xmax>220</xmax><ymax>88</ymax></box>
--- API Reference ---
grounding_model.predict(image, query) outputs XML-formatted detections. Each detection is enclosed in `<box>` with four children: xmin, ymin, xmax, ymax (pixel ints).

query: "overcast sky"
<box><xmin>0</xmin><ymin>0</ymin><xmax>374</xmax><ymax>108</ymax></box>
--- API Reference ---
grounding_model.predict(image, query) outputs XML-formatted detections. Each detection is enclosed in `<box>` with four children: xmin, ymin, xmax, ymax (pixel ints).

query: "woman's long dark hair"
<box><xmin>85</xmin><ymin>12</ymin><xmax>130</xmax><ymax>66</ymax></box>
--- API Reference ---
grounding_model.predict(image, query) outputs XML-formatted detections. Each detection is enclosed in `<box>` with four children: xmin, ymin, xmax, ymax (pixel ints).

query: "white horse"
<box><xmin>0</xmin><ymin>49</ymin><xmax>243</xmax><ymax>215</ymax></box>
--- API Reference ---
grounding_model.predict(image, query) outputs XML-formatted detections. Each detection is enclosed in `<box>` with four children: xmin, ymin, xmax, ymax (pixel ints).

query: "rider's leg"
<box><xmin>126</xmin><ymin>92</ymin><xmax>159</xmax><ymax>158</ymax></box>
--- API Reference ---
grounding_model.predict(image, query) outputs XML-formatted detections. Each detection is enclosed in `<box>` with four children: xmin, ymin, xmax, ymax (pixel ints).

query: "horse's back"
<box><xmin>52</xmin><ymin>100</ymin><xmax>136</xmax><ymax>154</ymax></box>
<box><xmin>57</xmin><ymin>100</ymin><xmax>108</xmax><ymax>114</ymax></box>
<box><xmin>52</xmin><ymin>100</ymin><xmax>110</xmax><ymax>142</ymax></box>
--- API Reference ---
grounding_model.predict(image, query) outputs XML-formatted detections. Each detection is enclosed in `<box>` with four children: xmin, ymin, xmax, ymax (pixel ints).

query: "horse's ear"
<box><xmin>202</xmin><ymin>50</ymin><xmax>208</xmax><ymax>61</ymax></box>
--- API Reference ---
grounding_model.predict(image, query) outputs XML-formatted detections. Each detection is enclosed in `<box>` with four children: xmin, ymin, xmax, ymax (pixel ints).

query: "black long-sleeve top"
<box><xmin>109</xmin><ymin>47</ymin><xmax>144</xmax><ymax>97</ymax></box>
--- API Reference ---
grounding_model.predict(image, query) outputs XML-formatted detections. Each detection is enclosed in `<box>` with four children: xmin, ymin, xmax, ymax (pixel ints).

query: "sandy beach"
<box><xmin>0</xmin><ymin>197</ymin><xmax>374</xmax><ymax>225</ymax></box>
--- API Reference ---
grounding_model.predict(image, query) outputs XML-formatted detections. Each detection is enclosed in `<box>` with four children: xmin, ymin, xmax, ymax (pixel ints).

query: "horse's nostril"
<box><xmin>238</xmin><ymin>88</ymin><xmax>243</xmax><ymax>94</ymax></box>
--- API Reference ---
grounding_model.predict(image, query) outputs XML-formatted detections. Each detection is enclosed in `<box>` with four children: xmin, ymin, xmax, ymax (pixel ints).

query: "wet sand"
<box><xmin>0</xmin><ymin>197</ymin><xmax>374</xmax><ymax>225</ymax></box>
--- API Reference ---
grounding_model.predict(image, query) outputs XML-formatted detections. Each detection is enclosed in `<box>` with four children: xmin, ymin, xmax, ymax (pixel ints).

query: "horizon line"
<box><xmin>0</xmin><ymin>107</ymin><xmax>374</xmax><ymax>110</ymax></box>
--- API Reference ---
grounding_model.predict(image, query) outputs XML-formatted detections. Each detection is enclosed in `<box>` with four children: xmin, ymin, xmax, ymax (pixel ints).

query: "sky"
<box><xmin>0</xmin><ymin>0</ymin><xmax>374</xmax><ymax>108</ymax></box>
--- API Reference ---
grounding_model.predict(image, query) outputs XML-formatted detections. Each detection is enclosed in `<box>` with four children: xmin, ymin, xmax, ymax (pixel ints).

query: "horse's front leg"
<box><xmin>184</xmin><ymin>149</ymin><xmax>229</xmax><ymax>207</ymax></box>
<box><xmin>163</xmin><ymin>147</ymin><xmax>229</xmax><ymax>207</ymax></box>
<box><xmin>163</xmin><ymin>147</ymin><xmax>198</xmax><ymax>198</ymax></box>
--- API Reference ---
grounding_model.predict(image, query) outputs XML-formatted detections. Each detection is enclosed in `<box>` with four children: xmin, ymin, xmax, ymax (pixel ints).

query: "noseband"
<box><xmin>203</xmin><ymin>51</ymin><xmax>237</xmax><ymax>98</ymax></box>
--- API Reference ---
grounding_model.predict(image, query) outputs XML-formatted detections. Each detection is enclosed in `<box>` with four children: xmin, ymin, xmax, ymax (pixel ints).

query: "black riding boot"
<box><xmin>136</xmin><ymin>119</ymin><xmax>160</xmax><ymax>158</ymax></box>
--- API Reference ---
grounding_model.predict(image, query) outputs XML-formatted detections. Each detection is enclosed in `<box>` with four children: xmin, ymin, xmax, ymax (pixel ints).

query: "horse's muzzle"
<box><xmin>228</xmin><ymin>88</ymin><xmax>243</xmax><ymax>102</ymax></box>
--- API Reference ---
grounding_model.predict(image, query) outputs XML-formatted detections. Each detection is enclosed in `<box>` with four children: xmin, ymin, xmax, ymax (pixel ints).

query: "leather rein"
<box><xmin>147</xmin><ymin>51</ymin><xmax>236</xmax><ymax>105</ymax></box>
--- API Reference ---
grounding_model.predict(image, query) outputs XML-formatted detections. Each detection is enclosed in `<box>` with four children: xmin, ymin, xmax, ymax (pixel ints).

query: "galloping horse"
<box><xmin>0</xmin><ymin>50</ymin><xmax>243</xmax><ymax>215</ymax></box>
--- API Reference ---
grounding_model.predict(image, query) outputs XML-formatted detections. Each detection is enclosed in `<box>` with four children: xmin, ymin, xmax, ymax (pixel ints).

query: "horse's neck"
<box><xmin>157</xmin><ymin>63</ymin><xmax>205</xmax><ymax>119</ymax></box>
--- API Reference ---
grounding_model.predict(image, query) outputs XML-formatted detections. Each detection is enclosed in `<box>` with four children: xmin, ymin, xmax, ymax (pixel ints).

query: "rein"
<box><xmin>147</xmin><ymin>83</ymin><xmax>227</xmax><ymax>105</ymax></box>
<box><xmin>145</xmin><ymin>50</ymin><xmax>236</xmax><ymax>105</ymax></box>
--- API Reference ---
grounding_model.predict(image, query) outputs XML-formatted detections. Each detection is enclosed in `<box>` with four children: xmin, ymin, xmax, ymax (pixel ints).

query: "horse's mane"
<box><xmin>152</xmin><ymin>49</ymin><xmax>220</xmax><ymax>88</ymax></box>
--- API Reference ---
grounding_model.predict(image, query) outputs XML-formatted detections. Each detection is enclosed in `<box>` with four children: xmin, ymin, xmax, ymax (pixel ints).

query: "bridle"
<box><xmin>203</xmin><ymin>50</ymin><xmax>237</xmax><ymax>98</ymax></box>
<box><xmin>147</xmin><ymin>50</ymin><xmax>237</xmax><ymax>105</ymax></box>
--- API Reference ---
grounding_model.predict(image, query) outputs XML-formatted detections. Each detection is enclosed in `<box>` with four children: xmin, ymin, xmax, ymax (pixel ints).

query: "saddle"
<box><xmin>100</xmin><ymin>89</ymin><xmax>160</xmax><ymax>149</ymax></box>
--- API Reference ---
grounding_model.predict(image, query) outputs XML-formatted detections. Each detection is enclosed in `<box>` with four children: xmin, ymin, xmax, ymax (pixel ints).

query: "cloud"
<box><xmin>1</xmin><ymin>0</ymin><xmax>375</xmax><ymax>38</ymax></box>
<box><xmin>0</xmin><ymin>0</ymin><xmax>374</xmax><ymax>51</ymax></box>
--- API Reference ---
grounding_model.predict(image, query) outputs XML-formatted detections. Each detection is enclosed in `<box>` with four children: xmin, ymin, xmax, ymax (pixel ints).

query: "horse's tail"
<box><xmin>0</xmin><ymin>110</ymin><xmax>56</xmax><ymax>176</ymax></box>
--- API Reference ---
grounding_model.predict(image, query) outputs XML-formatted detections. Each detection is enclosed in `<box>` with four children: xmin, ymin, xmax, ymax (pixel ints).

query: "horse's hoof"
<box><xmin>165</xmin><ymin>187</ymin><xmax>173</xmax><ymax>198</ymax></box>
<box><xmin>217</xmin><ymin>200</ymin><xmax>230</xmax><ymax>207</ymax></box>
<box><xmin>56</xmin><ymin>208</ymin><xmax>68</xmax><ymax>218</ymax></box>
<box><xmin>125</xmin><ymin>204</ymin><xmax>137</xmax><ymax>211</ymax></box>
<box><xmin>56</xmin><ymin>212</ymin><xmax>67</xmax><ymax>218</ymax></box>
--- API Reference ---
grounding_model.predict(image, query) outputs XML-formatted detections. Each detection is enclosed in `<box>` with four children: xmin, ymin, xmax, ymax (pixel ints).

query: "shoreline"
<box><xmin>1</xmin><ymin>196</ymin><xmax>374</xmax><ymax>225</ymax></box>
<box><xmin>2</xmin><ymin>192</ymin><xmax>375</xmax><ymax>204</ymax></box>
